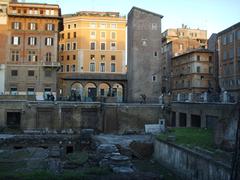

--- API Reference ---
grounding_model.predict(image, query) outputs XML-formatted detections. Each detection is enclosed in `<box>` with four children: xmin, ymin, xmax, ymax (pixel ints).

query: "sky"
<box><xmin>24</xmin><ymin>0</ymin><xmax>240</xmax><ymax>38</ymax></box>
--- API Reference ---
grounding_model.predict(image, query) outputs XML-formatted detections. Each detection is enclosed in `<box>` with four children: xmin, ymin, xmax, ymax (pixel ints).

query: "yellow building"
<box><xmin>58</xmin><ymin>11</ymin><xmax>127</xmax><ymax>101</ymax></box>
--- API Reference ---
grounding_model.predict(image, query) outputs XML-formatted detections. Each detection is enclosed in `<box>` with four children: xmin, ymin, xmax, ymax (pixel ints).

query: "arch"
<box><xmin>70</xmin><ymin>82</ymin><xmax>83</xmax><ymax>101</ymax></box>
<box><xmin>112</xmin><ymin>83</ymin><xmax>124</xmax><ymax>102</ymax></box>
<box><xmin>84</xmin><ymin>82</ymin><xmax>97</xmax><ymax>102</ymax></box>
<box><xmin>98</xmin><ymin>83</ymin><xmax>111</xmax><ymax>97</ymax></box>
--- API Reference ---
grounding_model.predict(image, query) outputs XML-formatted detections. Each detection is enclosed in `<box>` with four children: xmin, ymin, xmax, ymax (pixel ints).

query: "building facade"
<box><xmin>0</xmin><ymin>2</ymin><xmax>62</xmax><ymax>99</ymax></box>
<box><xmin>127</xmin><ymin>7</ymin><xmax>163</xmax><ymax>102</ymax></box>
<box><xmin>161</xmin><ymin>26</ymin><xmax>208</xmax><ymax>94</ymax></box>
<box><xmin>171</xmin><ymin>49</ymin><xmax>214</xmax><ymax>98</ymax></box>
<box><xmin>58</xmin><ymin>11</ymin><xmax>126</xmax><ymax>101</ymax></box>
<box><xmin>218</xmin><ymin>22</ymin><xmax>240</xmax><ymax>101</ymax></box>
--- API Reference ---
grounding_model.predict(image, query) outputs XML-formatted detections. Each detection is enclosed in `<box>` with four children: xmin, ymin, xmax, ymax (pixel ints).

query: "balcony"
<box><xmin>42</xmin><ymin>62</ymin><xmax>60</xmax><ymax>68</ymax></box>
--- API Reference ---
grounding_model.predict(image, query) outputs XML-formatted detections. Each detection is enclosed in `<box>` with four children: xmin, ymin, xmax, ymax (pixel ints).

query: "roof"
<box><xmin>218</xmin><ymin>22</ymin><xmax>240</xmax><ymax>36</ymax></box>
<box><xmin>128</xmin><ymin>6</ymin><xmax>163</xmax><ymax>18</ymax></box>
<box><xmin>172</xmin><ymin>48</ymin><xmax>213</xmax><ymax>59</ymax></box>
<box><xmin>9</xmin><ymin>2</ymin><xmax>60</xmax><ymax>8</ymax></box>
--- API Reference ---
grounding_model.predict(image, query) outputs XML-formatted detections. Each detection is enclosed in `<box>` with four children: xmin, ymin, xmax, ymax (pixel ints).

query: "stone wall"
<box><xmin>154</xmin><ymin>139</ymin><xmax>231</xmax><ymax>180</ymax></box>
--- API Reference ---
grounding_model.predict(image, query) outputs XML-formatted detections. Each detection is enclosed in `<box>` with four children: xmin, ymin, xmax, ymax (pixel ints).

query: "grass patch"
<box><xmin>66</xmin><ymin>151</ymin><xmax>88</xmax><ymax>165</ymax></box>
<box><xmin>157</xmin><ymin>128</ymin><xmax>214</xmax><ymax>151</ymax></box>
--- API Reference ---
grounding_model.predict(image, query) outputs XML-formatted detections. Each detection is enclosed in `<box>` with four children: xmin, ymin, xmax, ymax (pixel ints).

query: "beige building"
<box><xmin>58</xmin><ymin>11</ymin><xmax>126</xmax><ymax>101</ymax></box>
<box><xmin>1</xmin><ymin>2</ymin><xmax>62</xmax><ymax>99</ymax></box>
<box><xmin>161</xmin><ymin>26</ymin><xmax>208</xmax><ymax>94</ymax></box>
<box><xmin>218</xmin><ymin>22</ymin><xmax>240</xmax><ymax>101</ymax></box>
<box><xmin>171</xmin><ymin>49</ymin><xmax>214</xmax><ymax>96</ymax></box>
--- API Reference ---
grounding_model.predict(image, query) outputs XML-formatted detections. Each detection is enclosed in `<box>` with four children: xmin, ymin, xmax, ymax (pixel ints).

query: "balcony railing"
<box><xmin>42</xmin><ymin>62</ymin><xmax>60</xmax><ymax>68</ymax></box>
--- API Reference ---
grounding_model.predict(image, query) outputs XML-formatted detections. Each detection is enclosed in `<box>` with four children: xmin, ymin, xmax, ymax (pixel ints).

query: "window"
<box><xmin>66</xmin><ymin>43</ymin><xmax>71</xmax><ymax>50</ymax></box>
<box><xmin>90</xmin><ymin>31</ymin><xmax>96</xmax><ymax>39</ymax></box>
<box><xmin>152</xmin><ymin>23</ymin><xmax>158</xmax><ymax>30</ymax></box>
<box><xmin>50</xmin><ymin>10</ymin><xmax>54</xmax><ymax>15</ymax></box>
<box><xmin>27</xmin><ymin>88</ymin><xmax>35</xmax><ymax>95</ymax></box>
<box><xmin>11</xmin><ymin>70</ymin><xmax>18</xmax><ymax>76</ymax></box>
<box><xmin>45</xmin><ymin>9</ymin><xmax>50</xmax><ymax>15</ymax></box>
<box><xmin>61</xmin><ymin>34</ymin><xmax>64</xmax><ymax>39</ymax></box>
<box><xmin>90</xmin><ymin>23</ymin><xmax>96</xmax><ymax>28</ymax></box>
<box><xmin>61</xmin><ymin>56</ymin><xmax>64</xmax><ymax>61</ymax></box>
<box><xmin>229</xmin><ymin>48</ymin><xmax>234</xmax><ymax>60</ymax></box>
<box><xmin>110</xmin><ymin>42</ymin><xmax>116</xmax><ymax>50</ymax></box>
<box><xmin>72</xmin><ymin>42</ymin><xmax>77</xmax><ymax>50</ymax></box>
<box><xmin>238</xmin><ymin>47</ymin><xmax>240</xmax><ymax>58</ymax></box>
<box><xmin>67</xmin><ymin>33</ymin><xmax>70</xmax><ymax>39</ymax></box>
<box><xmin>68</xmin><ymin>24</ymin><xmax>70</xmax><ymax>29</ymax></box>
<box><xmin>73</xmin><ymin>32</ymin><xmax>76</xmax><ymax>38</ymax></box>
<box><xmin>100</xmin><ymin>31</ymin><xmax>106</xmax><ymax>39</ymax></box>
<box><xmin>12</xmin><ymin>22</ymin><xmax>21</xmax><ymax>30</ymax></box>
<box><xmin>73</xmin><ymin>55</ymin><xmax>76</xmax><ymax>60</ymax></box>
<box><xmin>66</xmin><ymin>65</ymin><xmax>70</xmax><ymax>72</ymax></box>
<box><xmin>111</xmin><ymin>63</ymin><xmax>116</xmax><ymax>72</ymax></box>
<box><xmin>60</xmin><ymin>65</ymin><xmax>64</xmax><ymax>72</ymax></box>
<box><xmin>46</xmin><ymin>52</ymin><xmax>52</xmax><ymax>62</ymax></box>
<box><xmin>179</xmin><ymin>32</ymin><xmax>184</xmax><ymax>37</ymax></box>
<box><xmin>111</xmin><ymin>55</ymin><xmax>116</xmax><ymax>61</ymax></box>
<box><xmin>67</xmin><ymin>55</ymin><xmax>70</xmax><ymax>60</ymax></box>
<box><xmin>111</xmin><ymin>32</ymin><xmax>116</xmax><ymax>40</ymax></box>
<box><xmin>197</xmin><ymin>55</ymin><xmax>200</xmax><ymax>61</ymax></box>
<box><xmin>60</xmin><ymin>44</ymin><xmax>64</xmax><ymax>51</ymax></box>
<box><xmin>29</xmin><ymin>23</ymin><xmax>37</xmax><ymax>30</ymax></box>
<box><xmin>238</xmin><ymin>30</ymin><xmax>240</xmax><ymax>40</ymax></box>
<box><xmin>11</xmin><ymin>50</ymin><xmax>19</xmax><ymax>61</ymax></box>
<box><xmin>90</xmin><ymin>54</ymin><xmax>95</xmax><ymax>60</ymax></box>
<box><xmin>28</xmin><ymin>37</ymin><xmax>37</xmax><ymax>45</ymax></box>
<box><xmin>74</xmin><ymin>24</ymin><xmax>76</xmax><ymax>28</ymax></box>
<box><xmin>223</xmin><ymin>36</ymin><xmax>227</xmax><ymax>45</ymax></box>
<box><xmin>90</xmin><ymin>42</ymin><xmax>96</xmax><ymax>50</ymax></box>
<box><xmin>90</xmin><ymin>63</ymin><xmax>95</xmax><ymax>72</ymax></box>
<box><xmin>12</xmin><ymin>36</ymin><xmax>20</xmax><ymax>45</ymax></box>
<box><xmin>46</xmin><ymin>23</ymin><xmax>54</xmax><ymax>31</ymax></box>
<box><xmin>101</xmin><ymin>55</ymin><xmax>105</xmax><ymax>61</ymax></box>
<box><xmin>209</xmin><ymin>67</ymin><xmax>213</xmax><ymax>74</ymax></box>
<box><xmin>111</xmin><ymin>23</ymin><xmax>117</xmax><ymax>29</ymax></box>
<box><xmin>71</xmin><ymin>65</ymin><xmax>76</xmax><ymax>72</ymax></box>
<box><xmin>100</xmin><ymin>42</ymin><xmax>106</xmax><ymax>50</ymax></box>
<box><xmin>152</xmin><ymin>75</ymin><xmax>156</xmax><ymax>82</ymax></box>
<box><xmin>196</xmin><ymin>66</ymin><xmax>200</xmax><ymax>73</ymax></box>
<box><xmin>179</xmin><ymin>44</ymin><xmax>183</xmax><ymax>51</ymax></box>
<box><xmin>223</xmin><ymin>50</ymin><xmax>227</xmax><ymax>60</ymax></box>
<box><xmin>229</xmin><ymin>33</ymin><xmax>233</xmax><ymax>43</ymax></box>
<box><xmin>45</xmin><ymin>71</ymin><xmax>52</xmax><ymax>77</ymax></box>
<box><xmin>154</xmin><ymin>51</ymin><xmax>158</xmax><ymax>57</ymax></box>
<box><xmin>100</xmin><ymin>63</ymin><xmax>105</xmax><ymax>72</ymax></box>
<box><xmin>28</xmin><ymin>70</ymin><xmax>34</xmax><ymax>76</ymax></box>
<box><xmin>10</xmin><ymin>87</ymin><xmax>18</xmax><ymax>95</ymax></box>
<box><xmin>45</xmin><ymin>37</ymin><xmax>54</xmax><ymax>46</ymax></box>
<box><xmin>100</xmin><ymin>23</ymin><xmax>106</xmax><ymax>28</ymax></box>
<box><xmin>209</xmin><ymin>56</ymin><xmax>212</xmax><ymax>63</ymax></box>
<box><xmin>28</xmin><ymin>51</ymin><xmax>37</xmax><ymax>62</ymax></box>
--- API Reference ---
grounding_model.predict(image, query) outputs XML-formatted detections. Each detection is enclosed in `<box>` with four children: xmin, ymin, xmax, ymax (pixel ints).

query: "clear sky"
<box><xmin>25</xmin><ymin>0</ymin><xmax>240</xmax><ymax>37</ymax></box>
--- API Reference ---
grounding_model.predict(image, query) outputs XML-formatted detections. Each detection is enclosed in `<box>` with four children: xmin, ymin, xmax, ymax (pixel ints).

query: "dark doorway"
<box><xmin>179</xmin><ymin>113</ymin><xmax>187</xmax><ymax>127</ymax></box>
<box><xmin>191</xmin><ymin>115</ymin><xmax>201</xmax><ymax>127</ymax></box>
<box><xmin>7</xmin><ymin>112</ymin><xmax>21</xmax><ymax>129</ymax></box>
<box><xmin>88</xmin><ymin>88</ymin><xmax>97</xmax><ymax>101</ymax></box>
<box><xmin>66</xmin><ymin>146</ymin><xmax>73</xmax><ymax>154</ymax></box>
<box><xmin>171</xmin><ymin>112</ymin><xmax>176</xmax><ymax>127</ymax></box>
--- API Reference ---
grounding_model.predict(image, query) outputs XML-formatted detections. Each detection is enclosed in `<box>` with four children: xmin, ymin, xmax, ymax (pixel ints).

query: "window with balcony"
<box><xmin>60</xmin><ymin>44</ymin><xmax>64</xmax><ymax>51</ymax></box>
<box><xmin>45</xmin><ymin>37</ymin><xmax>54</xmax><ymax>46</ymax></box>
<box><xmin>46</xmin><ymin>52</ymin><xmax>52</xmax><ymax>62</ymax></box>
<box><xmin>100</xmin><ymin>42</ymin><xmax>106</xmax><ymax>50</ymax></box>
<box><xmin>66</xmin><ymin>65</ymin><xmax>70</xmax><ymax>72</ymax></box>
<box><xmin>28</xmin><ymin>37</ymin><xmax>37</xmax><ymax>45</ymax></box>
<box><xmin>10</xmin><ymin>87</ymin><xmax>18</xmax><ymax>95</ymax></box>
<box><xmin>60</xmin><ymin>65</ymin><xmax>64</xmax><ymax>72</ymax></box>
<box><xmin>90</xmin><ymin>63</ymin><xmax>95</xmax><ymax>72</ymax></box>
<box><xmin>100</xmin><ymin>63</ymin><xmax>105</xmax><ymax>72</ymax></box>
<box><xmin>11</xmin><ymin>70</ymin><xmax>18</xmax><ymax>76</ymax></box>
<box><xmin>28</xmin><ymin>51</ymin><xmax>37</xmax><ymax>62</ymax></box>
<box><xmin>28</xmin><ymin>70</ymin><xmax>34</xmax><ymax>77</ymax></box>
<box><xmin>12</xmin><ymin>22</ymin><xmax>21</xmax><ymax>30</ymax></box>
<box><xmin>29</xmin><ymin>23</ymin><xmax>37</xmax><ymax>30</ymax></box>
<box><xmin>11</xmin><ymin>36</ymin><xmax>20</xmax><ymax>45</ymax></box>
<box><xmin>90</xmin><ymin>42</ymin><xmax>96</xmax><ymax>50</ymax></box>
<box><xmin>11</xmin><ymin>50</ymin><xmax>19</xmax><ymax>61</ymax></box>
<box><xmin>111</xmin><ymin>63</ymin><xmax>116</xmax><ymax>72</ymax></box>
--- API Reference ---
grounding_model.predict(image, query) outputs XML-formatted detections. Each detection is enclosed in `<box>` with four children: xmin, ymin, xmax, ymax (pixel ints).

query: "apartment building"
<box><xmin>1</xmin><ymin>2</ymin><xmax>62</xmax><ymax>99</ymax></box>
<box><xmin>161</xmin><ymin>26</ymin><xmax>208</xmax><ymax>94</ymax></box>
<box><xmin>218</xmin><ymin>22</ymin><xmax>240</xmax><ymax>100</ymax></box>
<box><xmin>171</xmin><ymin>49</ymin><xmax>214</xmax><ymax>96</ymax></box>
<box><xmin>58</xmin><ymin>11</ymin><xmax>126</xmax><ymax>101</ymax></box>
